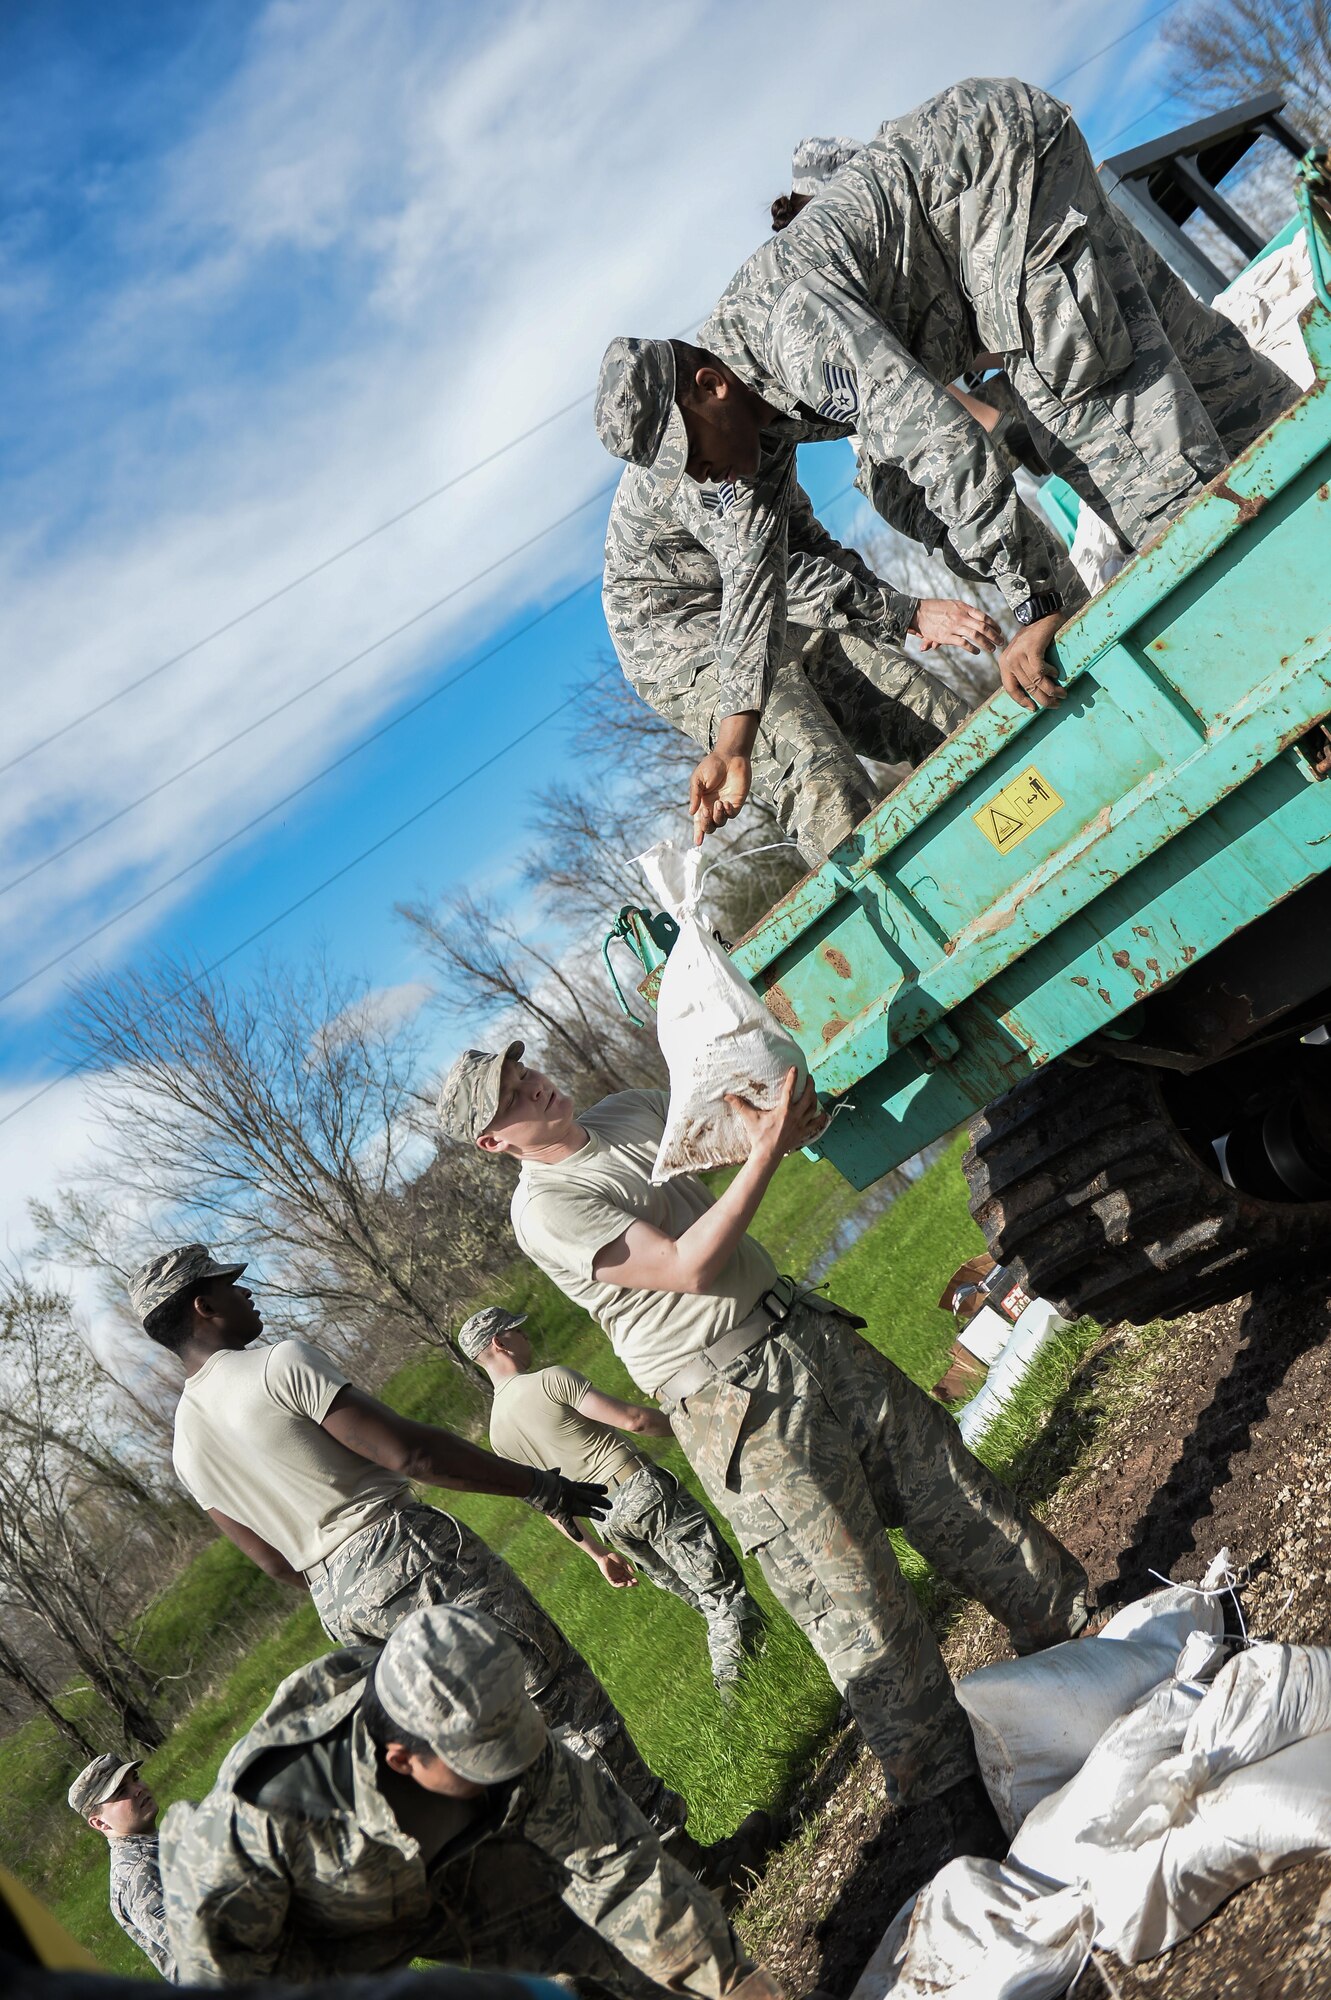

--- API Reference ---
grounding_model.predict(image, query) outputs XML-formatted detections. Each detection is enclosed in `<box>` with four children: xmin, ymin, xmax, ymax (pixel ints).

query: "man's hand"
<box><xmin>599</xmin><ymin>1550</ymin><xmax>638</xmax><ymax>1589</ymax></box>
<box><xmin>690</xmin><ymin>750</ymin><xmax>752</xmax><ymax>844</ymax></box>
<box><xmin>910</xmin><ymin>598</ymin><xmax>1002</xmax><ymax>655</ymax></box>
<box><xmin>999</xmin><ymin>611</ymin><xmax>1068</xmax><ymax>711</ymax></box>
<box><xmin>690</xmin><ymin>709</ymin><xmax>761</xmax><ymax>845</ymax></box>
<box><xmin>725</xmin><ymin>1066</ymin><xmax>826</xmax><ymax>1164</ymax></box>
<box><xmin>526</xmin><ymin>1467</ymin><xmax>611</xmax><ymax>1532</ymax></box>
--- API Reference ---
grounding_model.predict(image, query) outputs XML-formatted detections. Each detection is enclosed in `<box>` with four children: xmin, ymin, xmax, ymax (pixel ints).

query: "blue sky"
<box><xmin>0</xmin><ymin>0</ymin><xmax>1190</xmax><ymax>1285</ymax></box>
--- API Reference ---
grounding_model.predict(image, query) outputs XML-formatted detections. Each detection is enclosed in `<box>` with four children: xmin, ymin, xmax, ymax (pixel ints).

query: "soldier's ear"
<box><xmin>382</xmin><ymin>1742</ymin><xmax>414</xmax><ymax>1777</ymax></box>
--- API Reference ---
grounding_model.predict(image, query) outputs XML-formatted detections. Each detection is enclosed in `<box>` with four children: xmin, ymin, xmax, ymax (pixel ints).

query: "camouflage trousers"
<box><xmin>642</xmin><ymin>625</ymin><xmax>970</xmax><ymax>865</ymax></box>
<box><xmin>601</xmin><ymin>1462</ymin><xmax>762</xmax><ymax>1687</ymax></box>
<box><xmin>1010</xmin><ymin>102</ymin><xmax>1298</xmax><ymax>553</ymax></box>
<box><xmin>305</xmin><ymin>1503</ymin><xmax>686</xmax><ymax>1832</ymax></box>
<box><xmin>662</xmin><ymin>1300</ymin><xmax>1090</xmax><ymax>1807</ymax></box>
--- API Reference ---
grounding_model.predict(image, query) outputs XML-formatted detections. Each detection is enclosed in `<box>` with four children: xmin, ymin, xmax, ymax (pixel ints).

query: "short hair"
<box><xmin>771</xmin><ymin>191</ymin><xmax>811</xmax><ymax>232</ymax></box>
<box><xmin>669</xmin><ymin>338</ymin><xmax>714</xmax><ymax>403</ymax></box>
<box><xmin>141</xmin><ymin>1289</ymin><xmax>197</xmax><ymax>1353</ymax></box>
<box><xmin>359</xmin><ymin>1681</ymin><xmax>435</xmax><ymax>1763</ymax></box>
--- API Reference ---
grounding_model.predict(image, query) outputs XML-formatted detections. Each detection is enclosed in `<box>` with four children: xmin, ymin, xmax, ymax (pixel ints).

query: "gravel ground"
<box><xmin>737</xmin><ymin>1272</ymin><xmax>1331</xmax><ymax>1998</ymax></box>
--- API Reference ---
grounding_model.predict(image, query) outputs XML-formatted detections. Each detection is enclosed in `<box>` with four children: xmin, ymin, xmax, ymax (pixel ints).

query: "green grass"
<box><xmin>2</xmin><ymin>1136</ymin><xmax>1084</xmax><ymax>1975</ymax></box>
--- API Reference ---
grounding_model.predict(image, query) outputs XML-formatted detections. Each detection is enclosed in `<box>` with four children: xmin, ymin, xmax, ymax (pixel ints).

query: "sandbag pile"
<box><xmin>637</xmin><ymin>840</ymin><xmax>828</xmax><ymax>1180</ymax></box>
<box><xmin>856</xmin><ymin>1562</ymin><xmax>1331</xmax><ymax>1999</ymax></box>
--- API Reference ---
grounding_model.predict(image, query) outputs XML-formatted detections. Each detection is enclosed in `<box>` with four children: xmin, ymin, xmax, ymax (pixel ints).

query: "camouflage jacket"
<box><xmin>602</xmin><ymin>425</ymin><xmax>917</xmax><ymax>715</ymax></box>
<box><xmin>698</xmin><ymin>76</ymin><xmax>1082</xmax><ymax>616</ymax></box>
<box><xmin>160</xmin><ymin>1649</ymin><xmax>749</xmax><ymax>1994</ymax></box>
<box><xmin>108</xmin><ymin>1832</ymin><xmax>175</xmax><ymax>1982</ymax></box>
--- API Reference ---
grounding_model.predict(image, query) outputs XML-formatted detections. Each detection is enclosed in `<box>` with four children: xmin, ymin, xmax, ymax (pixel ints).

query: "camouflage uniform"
<box><xmin>160</xmin><ymin>1609</ymin><xmax>757</xmax><ymax>1997</ymax></box>
<box><xmin>693</xmin><ymin>77</ymin><xmax>1293</xmax><ymax>599</ymax></box>
<box><xmin>660</xmin><ymin>1295</ymin><xmax>1090</xmax><ymax>1806</ymax></box>
<box><xmin>305</xmin><ymin>1500</ymin><xmax>686</xmax><ymax>1833</ymax></box>
<box><xmin>603</xmin><ymin>447</ymin><xmax>970</xmax><ymax>861</ymax></box>
<box><xmin>600</xmin><ymin>1464</ymin><xmax>759</xmax><ymax>1687</ymax></box>
<box><xmin>108</xmin><ymin>1834</ymin><xmax>175</xmax><ymax>1982</ymax></box>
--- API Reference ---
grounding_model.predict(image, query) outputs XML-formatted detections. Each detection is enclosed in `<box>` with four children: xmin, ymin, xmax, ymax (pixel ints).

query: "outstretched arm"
<box><xmin>320</xmin><ymin>1388</ymin><xmax>609</xmax><ymax>1523</ymax></box>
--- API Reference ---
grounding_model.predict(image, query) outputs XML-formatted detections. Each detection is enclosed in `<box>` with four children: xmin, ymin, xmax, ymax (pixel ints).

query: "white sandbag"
<box><xmin>1009</xmin><ymin>1677</ymin><xmax>1205</xmax><ymax>1887</ymax></box>
<box><xmin>1010</xmin><ymin>1639</ymin><xmax>1331</xmax><ymax>1965</ymax></box>
<box><xmin>871</xmin><ymin>1857</ymin><xmax>1093</xmax><ymax>2000</ymax></box>
<box><xmin>953</xmin><ymin>1302</ymin><xmax>1012</xmax><ymax>1366</ymax></box>
<box><xmin>1215</xmin><ymin>228</ymin><xmax>1316</xmax><ymax>391</ymax></box>
<box><xmin>956</xmin><ymin>1570</ymin><xmax>1227</xmax><ymax>1835</ymax></box>
<box><xmin>1090</xmin><ymin>1641</ymin><xmax>1331</xmax><ymax>1847</ymax></box>
<box><xmin>636</xmin><ymin>841</ymin><xmax>828</xmax><ymax>1181</ymax></box>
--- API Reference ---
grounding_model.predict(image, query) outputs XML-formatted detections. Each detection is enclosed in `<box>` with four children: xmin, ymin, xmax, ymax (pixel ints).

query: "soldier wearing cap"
<box><xmin>598</xmin><ymin>335</ymin><xmax>998</xmax><ymax>864</ymax></box>
<box><xmin>126</xmin><ymin>1244</ymin><xmax>690</xmax><ymax>1846</ymax></box>
<box><xmin>599</xmin><ymin>77</ymin><xmax>1296</xmax><ymax>836</ymax></box>
<box><xmin>68</xmin><ymin>1755</ymin><xmax>175</xmax><ymax>1981</ymax></box>
<box><xmin>160</xmin><ymin>1604</ymin><xmax>774</xmax><ymax>1998</ymax></box>
<box><xmin>459</xmin><ymin>1305</ymin><xmax>763</xmax><ymax>1693</ymax></box>
<box><xmin>440</xmin><ymin>1041</ymin><xmax>1094</xmax><ymax>1881</ymax></box>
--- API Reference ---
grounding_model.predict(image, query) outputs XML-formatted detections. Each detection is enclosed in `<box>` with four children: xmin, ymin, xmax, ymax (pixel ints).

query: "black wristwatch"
<box><xmin>1013</xmin><ymin>592</ymin><xmax>1064</xmax><ymax>627</ymax></box>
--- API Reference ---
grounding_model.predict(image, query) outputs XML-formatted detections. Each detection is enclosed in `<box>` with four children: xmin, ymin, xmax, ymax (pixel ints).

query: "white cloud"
<box><xmin>0</xmin><ymin>0</ymin><xmax>1122</xmax><ymax>1267</ymax></box>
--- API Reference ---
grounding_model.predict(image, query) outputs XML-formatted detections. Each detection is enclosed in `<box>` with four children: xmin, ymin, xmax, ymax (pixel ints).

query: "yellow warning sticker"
<box><xmin>973</xmin><ymin>766</ymin><xmax>1065</xmax><ymax>852</ymax></box>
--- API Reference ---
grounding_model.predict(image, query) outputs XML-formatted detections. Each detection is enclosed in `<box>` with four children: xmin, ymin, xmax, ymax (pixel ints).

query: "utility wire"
<box><xmin>1049</xmin><ymin>1</ymin><xmax>1178</xmax><ymax>90</ymax></box>
<box><xmin>3</xmin><ymin>311</ymin><xmax>708</xmax><ymax>784</ymax></box>
<box><xmin>0</xmin><ymin>575</ymin><xmax>600</xmax><ymax>1004</ymax></box>
<box><xmin>0</xmin><ymin>472</ymin><xmax>862</xmax><ymax>1127</ymax></box>
<box><xmin>0</xmin><ymin>482</ymin><xmax>615</xmax><ymax>903</ymax></box>
<box><xmin>1099</xmin><ymin>88</ymin><xmax>1188</xmax><ymax>152</ymax></box>
<box><xmin>0</xmin><ymin>684</ymin><xmax>588</xmax><ymax>1133</ymax></box>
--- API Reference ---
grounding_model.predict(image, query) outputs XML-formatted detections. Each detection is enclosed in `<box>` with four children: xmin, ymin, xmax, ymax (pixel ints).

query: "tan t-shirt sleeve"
<box><xmin>518</xmin><ymin>1184</ymin><xmax>639</xmax><ymax>1285</ymax></box>
<box><xmin>261</xmin><ymin>1338</ymin><xmax>350</xmax><ymax>1425</ymax></box>
<box><xmin>540</xmin><ymin>1365</ymin><xmax>593</xmax><ymax>1411</ymax></box>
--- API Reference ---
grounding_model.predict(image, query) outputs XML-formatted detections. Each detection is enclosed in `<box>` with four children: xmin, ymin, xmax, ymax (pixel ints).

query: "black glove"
<box><xmin>525</xmin><ymin>1466</ymin><xmax>611</xmax><ymax>1538</ymax></box>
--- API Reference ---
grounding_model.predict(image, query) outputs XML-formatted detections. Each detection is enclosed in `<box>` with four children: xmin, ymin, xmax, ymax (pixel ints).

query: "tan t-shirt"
<box><xmin>510</xmin><ymin>1089</ymin><xmax>778</xmax><ymax>1395</ymax></box>
<box><xmin>172</xmin><ymin>1338</ymin><xmax>410</xmax><ymax>1571</ymax></box>
<box><xmin>488</xmin><ymin>1365</ymin><xmax>640</xmax><ymax>1485</ymax></box>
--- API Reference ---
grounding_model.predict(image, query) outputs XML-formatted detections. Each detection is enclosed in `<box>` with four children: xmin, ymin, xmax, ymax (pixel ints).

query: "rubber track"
<box><xmin>963</xmin><ymin>1058</ymin><xmax>1331</xmax><ymax>1325</ymax></box>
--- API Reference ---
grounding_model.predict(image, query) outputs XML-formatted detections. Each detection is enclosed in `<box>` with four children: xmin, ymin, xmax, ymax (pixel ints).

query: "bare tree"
<box><xmin>1163</xmin><ymin>0</ymin><xmax>1331</xmax><ymax>144</ymax></box>
<box><xmin>62</xmin><ymin>952</ymin><xmax>502</xmax><ymax>1365</ymax></box>
<box><xmin>0</xmin><ymin>1278</ymin><xmax>168</xmax><ymax>1749</ymax></box>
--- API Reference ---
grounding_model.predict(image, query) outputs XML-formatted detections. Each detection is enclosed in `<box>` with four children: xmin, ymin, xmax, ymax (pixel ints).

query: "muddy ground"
<box><xmin>739</xmin><ymin>1273</ymin><xmax>1331</xmax><ymax>1999</ymax></box>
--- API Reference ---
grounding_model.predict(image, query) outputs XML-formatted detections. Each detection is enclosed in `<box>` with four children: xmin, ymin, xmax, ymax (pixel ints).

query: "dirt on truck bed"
<box><xmin>739</xmin><ymin>1274</ymin><xmax>1331</xmax><ymax>2000</ymax></box>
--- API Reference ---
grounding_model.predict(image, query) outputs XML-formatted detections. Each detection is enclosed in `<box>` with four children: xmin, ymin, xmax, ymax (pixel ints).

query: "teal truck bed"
<box><xmin>611</xmin><ymin>157</ymin><xmax>1331</xmax><ymax>1327</ymax></box>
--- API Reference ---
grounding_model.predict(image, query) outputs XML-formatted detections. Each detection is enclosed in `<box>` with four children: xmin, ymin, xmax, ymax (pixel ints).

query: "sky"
<box><xmin>0</xmin><ymin>0</ymin><xmax>1191</xmax><ymax>1336</ymax></box>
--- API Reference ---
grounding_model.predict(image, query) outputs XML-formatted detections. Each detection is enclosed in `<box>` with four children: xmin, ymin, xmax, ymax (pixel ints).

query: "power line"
<box><xmin>0</xmin><ymin>482</ymin><xmax>615</xmax><ymax>904</ymax></box>
<box><xmin>0</xmin><ymin>575</ymin><xmax>601</xmax><ymax>1004</ymax></box>
<box><xmin>0</xmin><ymin>683</ymin><xmax>589</xmax><ymax>1134</ymax></box>
<box><xmin>1099</xmin><ymin>87</ymin><xmax>1187</xmax><ymax>151</ymax></box>
<box><xmin>1049</xmin><ymin>1</ymin><xmax>1178</xmax><ymax>89</ymax></box>
<box><xmin>0</xmin><ymin>470</ymin><xmax>863</xmax><ymax>1126</ymax></box>
<box><xmin>4</xmin><ymin>310</ymin><xmax>709</xmax><ymax>785</ymax></box>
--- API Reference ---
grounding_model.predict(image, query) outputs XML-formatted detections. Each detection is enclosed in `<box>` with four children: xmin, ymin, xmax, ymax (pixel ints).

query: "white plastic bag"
<box><xmin>636</xmin><ymin>840</ymin><xmax>828</xmax><ymax>1181</ymax></box>
<box><xmin>956</xmin><ymin>1573</ymin><xmax>1227</xmax><ymax>1835</ymax></box>
<box><xmin>956</xmin><ymin>1298</ymin><xmax>1069</xmax><ymax>1447</ymax></box>
<box><xmin>1215</xmin><ymin>228</ymin><xmax>1316</xmax><ymax>392</ymax></box>
<box><xmin>869</xmin><ymin>1858</ymin><xmax>1093</xmax><ymax>2000</ymax></box>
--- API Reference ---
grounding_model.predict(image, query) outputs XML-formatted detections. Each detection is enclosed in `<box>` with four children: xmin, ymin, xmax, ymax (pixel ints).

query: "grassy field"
<box><xmin>1</xmin><ymin>1135</ymin><xmax>1100</xmax><ymax>1977</ymax></box>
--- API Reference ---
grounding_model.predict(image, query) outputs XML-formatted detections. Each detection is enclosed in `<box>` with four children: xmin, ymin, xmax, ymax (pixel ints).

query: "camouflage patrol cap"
<box><xmin>127</xmin><ymin>1244</ymin><xmax>247</xmax><ymax>1328</ymax></box>
<box><xmin>436</xmin><ymin>1039</ymin><xmax>524</xmax><ymax>1145</ymax></box>
<box><xmin>791</xmin><ymin>135</ymin><xmax>863</xmax><ymax>196</ymax></box>
<box><xmin>595</xmin><ymin>337</ymin><xmax>688</xmax><ymax>498</ymax></box>
<box><xmin>372</xmin><ymin>1604</ymin><xmax>546</xmax><ymax>1782</ymax></box>
<box><xmin>68</xmin><ymin>1753</ymin><xmax>140</xmax><ymax>1818</ymax></box>
<box><xmin>456</xmin><ymin>1306</ymin><xmax>527</xmax><ymax>1361</ymax></box>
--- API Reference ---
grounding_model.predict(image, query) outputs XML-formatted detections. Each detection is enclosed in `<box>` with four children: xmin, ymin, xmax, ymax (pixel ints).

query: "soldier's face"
<box><xmin>92</xmin><ymin>1772</ymin><xmax>157</xmax><ymax>1837</ymax></box>
<box><xmin>199</xmin><ymin>1277</ymin><xmax>264</xmax><ymax>1346</ymax></box>
<box><xmin>479</xmin><ymin>1059</ymin><xmax>574</xmax><ymax>1156</ymax></box>
<box><xmin>679</xmin><ymin>366</ymin><xmax>763</xmax><ymax>485</ymax></box>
